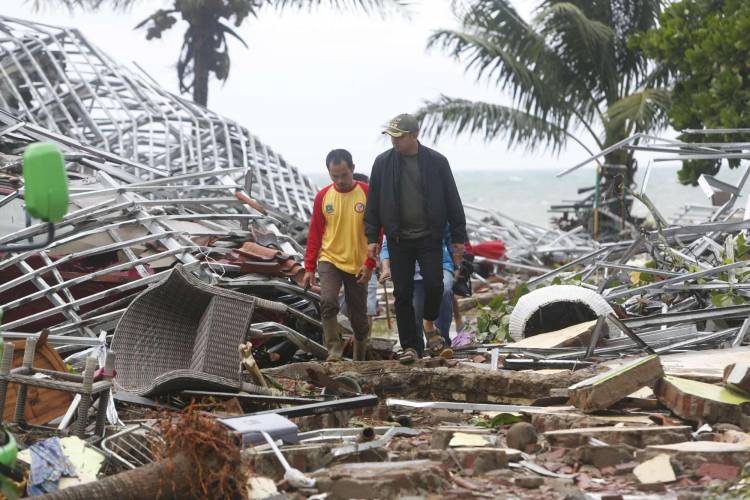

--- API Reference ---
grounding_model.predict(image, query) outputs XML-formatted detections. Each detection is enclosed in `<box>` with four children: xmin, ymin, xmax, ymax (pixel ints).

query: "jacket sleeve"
<box><xmin>441</xmin><ymin>158</ymin><xmax>467</xmax><ymax>243</ymax></box>
<box><xmin>304</xmin><ymin>189</ymin><xmax>326</xmax><ymax>272</ymax></box>
<box><xmin>364</xmin><ymin>159</ymin><xmax>382</xmax><ymax>245</ymax></box>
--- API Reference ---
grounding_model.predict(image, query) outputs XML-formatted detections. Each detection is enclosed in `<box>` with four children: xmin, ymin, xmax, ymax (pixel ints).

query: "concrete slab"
<box><xmin>569</xmin><ymin>355</ymin><xmax>663</xmax><ymax>412</ymax></box>
<box><xmin>543</xmin><ymin>425</ymin><xmax>691</xmax><ymax>448</ymax></box>
<box><xmin>639</xmin><ymin>441</ymin><xmax>750</xmax><ymax>470</ymax></box>
<box><xmin>311</xmin><ymin>460</ymin><xmax>450</xmax><ymax>499</ymax></box>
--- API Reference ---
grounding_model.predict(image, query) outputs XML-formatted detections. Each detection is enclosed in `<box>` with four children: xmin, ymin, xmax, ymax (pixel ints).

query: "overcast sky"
<box><xmin>6</xmin><ymin>0</ymin><xmax>602</xmax><ymax>175</ymax></box>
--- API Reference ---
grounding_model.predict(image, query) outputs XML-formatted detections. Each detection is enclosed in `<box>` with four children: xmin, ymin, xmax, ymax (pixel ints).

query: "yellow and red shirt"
<box><xmin>304</xmin><ymin>181</ymin><xmax>375</xmax><ymax>275</ymax></box>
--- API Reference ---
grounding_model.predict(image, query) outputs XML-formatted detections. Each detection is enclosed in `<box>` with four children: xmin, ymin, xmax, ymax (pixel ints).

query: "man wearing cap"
<box><xmin>365</xmin><ymin>113</ymin><xmax>467</xmax><ymax>362</ymax></box>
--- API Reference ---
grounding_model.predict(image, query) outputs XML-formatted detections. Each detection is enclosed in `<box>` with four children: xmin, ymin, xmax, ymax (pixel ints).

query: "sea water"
<box><xmin>309</xmin><ymin>165</ymin><xmax>749</xmax><ymax>228</ymax></box>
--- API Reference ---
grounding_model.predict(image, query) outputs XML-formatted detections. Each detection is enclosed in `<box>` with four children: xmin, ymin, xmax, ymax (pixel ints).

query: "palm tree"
<box><xmin>33</xmin><ymin>0</ymin><xmax>407</xmax><ymax>106</ymax></box>
<box><xmin>418</xmin><ymin>0</ymin><xmax>670</xmax><ymax>236</ymax></box>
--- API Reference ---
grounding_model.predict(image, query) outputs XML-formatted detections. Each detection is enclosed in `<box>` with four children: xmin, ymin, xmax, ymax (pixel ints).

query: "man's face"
<box><xmin>391</xmin><ymin>132</ymin><xmax>418</xmax><ymax>154</ymax></box>
<box><xmin>328</xmin><ymin>161</ymin><xmax>355</xmax><ymax>191</ymax></box>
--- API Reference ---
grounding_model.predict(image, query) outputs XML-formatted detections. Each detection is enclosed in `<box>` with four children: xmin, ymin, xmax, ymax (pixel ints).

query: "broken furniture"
<box><xmin>100</xmin><ymin>423</ymin><xmax>158</xmax><ymax>470</ymax></box>
<box><xmin>111</xmin><ymin>265</ymin><xmax>257</xmax><ymax>396</ymax></box>
<box><xmin>0</xmin><ymin>338</ymin><xmax>115</xmax><ymax>438</ymax></box>
<box><xmin>0</xmin><ymin>337</ymin><xmax>72</xmax><ymax>425</ymax></box>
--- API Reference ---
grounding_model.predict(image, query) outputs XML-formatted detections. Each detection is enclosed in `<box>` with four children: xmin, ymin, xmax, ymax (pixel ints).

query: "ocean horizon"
<box><xmin>308</xmin><ymin>165</ymin><xmax>748</xmax><ymax>228</ymax></box>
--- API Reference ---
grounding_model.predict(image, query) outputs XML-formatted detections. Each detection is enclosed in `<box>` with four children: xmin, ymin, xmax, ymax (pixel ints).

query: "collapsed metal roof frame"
<box><xmin>0</xmin><ymin>15</ymin><xmax>316</xmax><ymax>224</ymax></box>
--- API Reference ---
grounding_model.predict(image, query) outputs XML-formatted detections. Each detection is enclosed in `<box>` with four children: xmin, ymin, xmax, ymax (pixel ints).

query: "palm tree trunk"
<box><xmin>35</xmin><ymin>453</ymin><xmax>196</xmax><ymax>500</ymax></box>
<box><xmin>191</xmin><ymin>16</ymin><xmax>212</xmax><ymax>107</ymax></box>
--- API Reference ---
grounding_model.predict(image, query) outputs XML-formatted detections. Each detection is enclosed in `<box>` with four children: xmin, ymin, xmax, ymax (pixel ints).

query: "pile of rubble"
<box><xmin>3</xmin><ymin>14</ymin><xmax>750</xmax><ymax>500</ymax></box>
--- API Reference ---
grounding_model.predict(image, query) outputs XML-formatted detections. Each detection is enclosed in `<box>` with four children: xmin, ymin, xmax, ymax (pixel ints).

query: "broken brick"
<box><xmin>265</xmin><ymin>360</ymin><xmax>594</xmax><ymax>404</ymax></box>
<box><xmin>531</xmin><ymin>410</ymin><xmax>653</xmax><ymax>433</ymax></box>
<box><xmin>695</xmin><ymin>462</ymin><xmax>740</xmax><ymax>481</ymax></box>
<box><xmin>655</xmin><ymin>375</ymin><xmax>750</xmax><ymax>427</ymax></box>
<box><xmin>569</xmin><ymin>355</ymin><xmax>663</xmax><ymax>412</ymax></box>
<box><xmin>243</xmin><ymin>443</ymin><xmax>334</xmax><ymax>480</ymax></box>
<box><xmin>514</xmin><ymin>476</ymin><xmax>544</xmax><ymax>489</ymax></box>
<box><xmin>639</xmin><ymin>441</ymin><xmax>750</xmax><ymax>472</ymax></box>
<box><xmin>543</xmin><ymin>425</ymin><xmax>691</xmax><ymax>448</ymax></box>
<box><xmin>414</xmin><ymin>447</ymin><xmax>508</xmax><ymax>475</ymax></box>
<box><xmin>575</xmin><ymin>444</ymin><xmax>635</xmax><ymax>469</ymax></box>
<box><xmin>311</xmin><ymin>460</ymin><xmax>450</xmax><ymax>499</ymax></box>
<box><xmin>614</xmin><ymin>462</ymin><xmax>637</xmax><ymax>475</ymax></box>
<box><xmin>723</xmin><ymin>363</ymin><xmax>750</xmax><ymax>396</ymax></box>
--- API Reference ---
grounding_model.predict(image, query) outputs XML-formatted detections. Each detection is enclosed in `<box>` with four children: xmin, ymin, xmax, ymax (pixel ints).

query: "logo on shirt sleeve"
<box><xmin>325</xmin><ymin>204</ymin><xmax>334</xmax><ymax>214</ymax></box>
<box><xmin>354</xmin><ymin>202</ymin><xmax>365</xmax><ymax>213</ymax></box>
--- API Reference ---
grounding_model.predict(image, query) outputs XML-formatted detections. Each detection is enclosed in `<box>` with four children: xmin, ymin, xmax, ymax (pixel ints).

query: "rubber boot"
<box><xmin>353</xmin><ymin>334</ymin><xmax>369</xmax><ymax>361</ymax></box>
<box><xmin>322</xmin><ymin>317</ymin><xmax>344</xmax><ymax>362</ymax></box>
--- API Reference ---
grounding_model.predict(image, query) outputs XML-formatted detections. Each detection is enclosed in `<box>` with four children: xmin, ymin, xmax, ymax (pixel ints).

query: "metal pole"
<box><xmin>382</xmin><ymin>282</ymin><xmax>393</xmax><ymax>331</ymax></box>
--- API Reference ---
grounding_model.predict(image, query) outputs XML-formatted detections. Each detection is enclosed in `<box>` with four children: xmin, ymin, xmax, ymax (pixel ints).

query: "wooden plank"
<box><xmin>506</xmin><ymin>320</ymin><xmax>598</xmax><ymax>349</ymax></box>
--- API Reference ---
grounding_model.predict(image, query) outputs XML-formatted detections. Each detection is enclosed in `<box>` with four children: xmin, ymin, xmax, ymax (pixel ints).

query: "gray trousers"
<box><xmin>318</xmin><ymin>261</ymin><xmax>369</xmax><ymax>340</ymax></box>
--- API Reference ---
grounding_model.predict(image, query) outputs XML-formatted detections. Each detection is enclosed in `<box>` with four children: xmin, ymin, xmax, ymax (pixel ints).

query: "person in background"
<box><xmin>379</xmin><ymin>225</ymin><xmax>454</xmax><ymax>355</ymax></box>
<box><xmin>303</xmin><ymin>149</ymin><xmax>375</xmax><ymax>362</ymax></box>
<box><xmin>365</xmin><ymin>113</ymin><xmax>467</xmax><ymax>363</ymax></box>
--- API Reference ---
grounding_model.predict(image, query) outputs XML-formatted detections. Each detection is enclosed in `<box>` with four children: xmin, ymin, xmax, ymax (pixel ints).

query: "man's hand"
<box><xmin>302</xmin><ymin>271</ymin><xmax>316</xmax><ymax>290</ymax></box>
<box><xmin>379</xmin><ymin>259</ymin><xmax>391</xmax><ymax>283</ymax></box>
<box><xmin>356</xmin><ymin>265</ymin><xmax>373</xmax><ymax>285</ymax></box>
<box><xmin>367</xmin><ymin>243</ymin><xmax>379</xmax><ymax>261</ymax></box>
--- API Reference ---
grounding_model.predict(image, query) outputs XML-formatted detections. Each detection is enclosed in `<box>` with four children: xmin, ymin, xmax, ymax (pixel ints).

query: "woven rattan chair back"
<box><xmin>111</xmin><ymin>265</ymin><xmax>255</xmax><ymax>395</ymax></box>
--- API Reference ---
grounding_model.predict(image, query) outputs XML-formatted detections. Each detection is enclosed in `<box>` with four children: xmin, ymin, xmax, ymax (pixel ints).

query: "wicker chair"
<box><xmin>111</xmin><ymin>265</ymin><xmax>256</xmax><ymax>396</ymax></box>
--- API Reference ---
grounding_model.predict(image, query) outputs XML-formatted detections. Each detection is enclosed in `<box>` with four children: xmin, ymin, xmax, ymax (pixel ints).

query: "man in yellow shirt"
<box><xmin>303</xmin><ymin>149</ymin><xmax>375</xmax><ymax>361</ymax></box>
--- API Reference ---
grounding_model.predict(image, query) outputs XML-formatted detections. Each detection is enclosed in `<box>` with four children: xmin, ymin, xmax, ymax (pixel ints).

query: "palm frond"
<box><xmin>640</xmin><ymin>63</ymin><xmax>674</xmax><ymax>90</ymax></box>
<box><xmin>417</xmin><ymin>95</ymin><xmax>580</xmax><ymax>154</ymax></box>
<box><xmin>29</xmin><ymin>0</ymin><xmax>138</xmax><ymax>11</ymax></box>
<box><xmin>428</xmin><ymin>29</ymin><xmax>557</xmax><ymax>115</ymax></box>
<box><xmin>607</xmin><ymin>88</ymin><xmax>671</xmax><ymax>133</ymax></box>
<box><xmin>428</xmin><ymin>3</ymin><xmax>599</xmax><ymax>124</ymax></box>
<box><xmin>218</xmin><ymin>20</ymin><xmax>249</xmax><ymax>48</ymax></box>
<box><xmin>536</xmin><ymin>2</ymin><xmax>613</xmax><ymax>51</ymax></box>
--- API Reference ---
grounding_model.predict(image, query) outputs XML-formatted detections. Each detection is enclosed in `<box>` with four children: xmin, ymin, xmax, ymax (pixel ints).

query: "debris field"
<box><xmin>3</xmin><ymin>14</ymin><xmax>750</xmax><ymax>500</ymax></box>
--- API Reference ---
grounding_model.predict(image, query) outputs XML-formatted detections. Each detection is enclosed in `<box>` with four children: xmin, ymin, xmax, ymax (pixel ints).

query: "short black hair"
<box><xmin>353</xmin><ymin>173</ymin><xmax>369</xmax><ymax>183</ymax></box>
<box><xmin>325</xmin><ymin>149</ymin><xmax>354</xmax><ymax>169</ymax></box>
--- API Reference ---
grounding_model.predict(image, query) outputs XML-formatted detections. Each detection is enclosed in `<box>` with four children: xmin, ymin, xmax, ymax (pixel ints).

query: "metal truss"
<box><xmin>0</xmin><ymin>15</ymin><xmax>316</xmax><ymax>223</ymax></box>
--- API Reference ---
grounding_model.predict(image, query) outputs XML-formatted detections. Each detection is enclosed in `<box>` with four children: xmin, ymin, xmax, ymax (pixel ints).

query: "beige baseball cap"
<box><xmin>382</xmin><ymin>113</ymin><xmax>419</xmax><ymax>137</ymax></box>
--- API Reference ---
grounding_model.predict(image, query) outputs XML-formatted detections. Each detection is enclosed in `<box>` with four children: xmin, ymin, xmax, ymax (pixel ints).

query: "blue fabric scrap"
<box><xmin>27</xmin><ymin>437</ymin><xmax>77</xmax><ymax>496</ymax></box>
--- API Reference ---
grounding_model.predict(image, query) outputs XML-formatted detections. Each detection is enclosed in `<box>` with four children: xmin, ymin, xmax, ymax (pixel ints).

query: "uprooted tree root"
<box><xmin>151</xmin><ymin>403</ymin><xmax>248</xmax><ymax>500</ymax></box>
